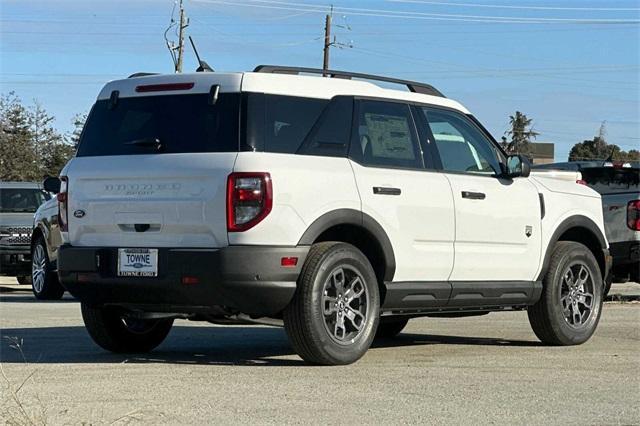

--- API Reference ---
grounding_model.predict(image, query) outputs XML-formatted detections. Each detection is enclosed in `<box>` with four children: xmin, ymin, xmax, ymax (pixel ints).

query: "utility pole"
<box><xmin>176</xmin><ymin>0</ymin><xmax>188</xmax><ymax>73</ymax></box>
<box><xmin>322</xmin><ymin>12</ymin><xmax>332</xmax><ymax>76</ymax></box>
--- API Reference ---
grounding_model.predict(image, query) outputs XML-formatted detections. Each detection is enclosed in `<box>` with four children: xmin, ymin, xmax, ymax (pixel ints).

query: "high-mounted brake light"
<box><xmin>627</xmin><ymin>200</ymin><xmax>640</xmax><ymax>231</ymax></box>
<box><xmin>135</xmin><ymin>82</ymin><xmax>195</xmax><ymax>93</ymax></box>
<box><xmin>58</xmin><ymin>176</ymin><xmax>69</xmax><ymax>232</ymax></box>
<box><xmin>226</xmin><ymin>172</ymin><xmax>272</xmax><ymax>232</ymax></box>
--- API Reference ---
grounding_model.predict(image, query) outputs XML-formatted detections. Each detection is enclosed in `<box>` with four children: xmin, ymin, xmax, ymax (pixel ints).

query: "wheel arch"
<box><xmin>537</xmin><ymin>215</ymin><xmax>607</xmax><ymax>282</ymax></box>
<box><xmin>298</xmin><ymin>209</ymin><xmax>396</xmax><ymax>286</ymax></box>
<box><xmin>30</xmin><ymin>225</ymin><xmax>45</xmax><ymax>250</ymax></box>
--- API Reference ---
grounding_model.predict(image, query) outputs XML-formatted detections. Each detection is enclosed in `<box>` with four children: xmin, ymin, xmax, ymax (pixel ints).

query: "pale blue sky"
<box><xmin>1</xmin><ymin>0</ymin><xmax>639</xmax><ymax>161</ymax></box>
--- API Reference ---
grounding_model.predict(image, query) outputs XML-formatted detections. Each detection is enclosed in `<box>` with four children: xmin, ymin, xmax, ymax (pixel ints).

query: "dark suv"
<box><xmin>0</xmin><ymin>182</ymin><xmax>50</xmax><ymax>283</ymax></box>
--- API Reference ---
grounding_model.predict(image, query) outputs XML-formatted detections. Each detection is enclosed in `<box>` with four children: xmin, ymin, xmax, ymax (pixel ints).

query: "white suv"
<box><xmin>57</xmin><ymin>66</ymin><xmax>611</xmax><ymax>365</ymax></box>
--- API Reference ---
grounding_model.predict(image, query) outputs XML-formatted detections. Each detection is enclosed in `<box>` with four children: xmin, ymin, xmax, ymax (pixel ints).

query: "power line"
<box><xmin>388</xmin><ymin>0</ymin><xmax>640</xmax><ymax>12</ymax></box>
<box><xmin>192</xmin><ymin>0</ymin><xmax>640</xmax><ymax>24</ymax></box>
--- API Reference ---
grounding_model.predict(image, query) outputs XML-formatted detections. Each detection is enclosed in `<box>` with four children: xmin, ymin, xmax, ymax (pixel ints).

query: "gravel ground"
<box><xmin>0</xmin><ymin>277</ymin><xmax>639</xmax><ymax>425</ymax></box>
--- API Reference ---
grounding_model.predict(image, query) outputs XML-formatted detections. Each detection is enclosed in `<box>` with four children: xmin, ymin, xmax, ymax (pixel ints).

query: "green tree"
<box><xmin>0</xmin><ymin>92</ymin><xmax>75</xmax><ymax>181</ymax></box>
<box><xmin>0</xmin><ymin>92</ymin><xmax>37</xmax><ymax>181</ymax></box>
<box><xmin>68</xmin><ymin>112</ymin><xmax>87</xmax><ymax>150</ymax></box>
<box><xmin>568</xmin><ymin>122</ymin><xmax>639</xmax><ymax>162</ymax></box>
<box><xmin>504</xmin><ymin>111</ymin><xmax>539</xmax><ymax>156</ymax></box>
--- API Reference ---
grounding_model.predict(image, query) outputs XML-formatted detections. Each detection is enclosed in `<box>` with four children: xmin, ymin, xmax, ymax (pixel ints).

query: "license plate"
<box><xmin>117</xmin><ymin>248</ymin><xmax>158</xmax><ymax>277</ymax></box>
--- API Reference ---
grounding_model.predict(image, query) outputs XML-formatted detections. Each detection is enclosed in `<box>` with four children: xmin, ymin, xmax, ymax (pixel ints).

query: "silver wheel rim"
<box><xmin>322</xmin><ymin>265</ymin><xmax>369</xmax><ymax>344</ymax></box>
<box><xmin>560</xmin><ymin>261</ymin><xmax>595</xmax><ymax>328</ymax></box>
<box><xmin>32</xmin><ymin>244</ymin><xmax>47</xmax><ymax>293</ymax></box>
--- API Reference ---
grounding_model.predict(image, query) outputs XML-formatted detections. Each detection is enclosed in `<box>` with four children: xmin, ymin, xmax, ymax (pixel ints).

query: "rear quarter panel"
<box><xmin>602</xmin><ymin>192</ymin><xmax>640</xmax><ymax>244</ymax></box>
<box><xmin>229</xmin><ymin>152</ymin><xmax>360</xmax><ymax>245</ymax></box>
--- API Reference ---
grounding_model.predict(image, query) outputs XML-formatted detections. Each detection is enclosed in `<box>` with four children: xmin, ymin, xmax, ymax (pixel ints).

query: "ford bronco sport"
<box><xmin>57</xmin><ymin>66</ymin><xmax>611</xmax><ymax>365</ymax></box>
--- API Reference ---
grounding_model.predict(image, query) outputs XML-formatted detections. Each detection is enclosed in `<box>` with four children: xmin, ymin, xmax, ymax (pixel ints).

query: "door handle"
<box><xmin>461</xmin><ymin>191</ymin><xmax>486</xmax><ymax>200</ymax></box>
<box><xmin>373</xmin><ymin>187</ymin><xmax>402</xmax><ymax>196</ymax></box>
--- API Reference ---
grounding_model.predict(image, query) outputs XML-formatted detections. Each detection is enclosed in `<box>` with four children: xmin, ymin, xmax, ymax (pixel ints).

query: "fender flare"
<box><xmin>536</xmin><ymin>214</ymin><xmax>607</xmax><ymax>281</ymax></box>
<box><xmin>297</xmin><ymin>208</ymin><xmax>396</xmax><ymax>282</ymax></box>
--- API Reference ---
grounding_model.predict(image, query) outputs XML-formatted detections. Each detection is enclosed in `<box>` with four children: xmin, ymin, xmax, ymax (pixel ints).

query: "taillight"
<box><xmin>628</xmin><ymin>200</ymin><xmax>640</xmax><ymax>231</ymax></box>
<box><xmin>576</xmin><ymin>179</ymin><xmax>587</xmax><ymax>186</ymax></box>
<box><xmin>226</xmin><ymin>172</ymin><xmax>272</xmax><ymax>232</ymax></box>
<box><xmin>135</xmin><ymin>82</ymin><xmax>194</xmax><ymax>93</ymax></box>
<box><xmin>58</xmin><ymin>176</ymin><xmax>69</xmax><ymax>232</ymax></box>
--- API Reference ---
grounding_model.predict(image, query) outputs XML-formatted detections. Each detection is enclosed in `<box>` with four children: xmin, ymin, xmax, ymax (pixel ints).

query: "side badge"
<box><xmin>74</xmin><ymin>210</ymin><xmax>86</xmax><ymax>219</ymax></box>
<box><xmin>525</xmin><ymin>225</ymin><xmax>533</xmax><ymax>238</ymax></box>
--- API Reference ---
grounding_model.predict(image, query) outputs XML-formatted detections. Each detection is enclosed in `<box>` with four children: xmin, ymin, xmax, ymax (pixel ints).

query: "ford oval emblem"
<box><xmin>73</xmin><ymin>210</ymin><xmax>86</xmax><ymax>218</ymax></box>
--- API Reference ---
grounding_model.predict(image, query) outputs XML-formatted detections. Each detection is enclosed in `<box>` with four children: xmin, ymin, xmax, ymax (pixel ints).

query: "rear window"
<box><xmin>77</xmin><ymin>93</ymin><xmax>240</xmax><ymax>156</ymax></box>
<box><xmin>580</xmin><ymin>167</ymin><xmax>640</xmax><ymax>194</ymax></box>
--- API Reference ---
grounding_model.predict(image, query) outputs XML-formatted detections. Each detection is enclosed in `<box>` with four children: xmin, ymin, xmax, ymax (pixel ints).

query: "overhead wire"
<box><xmin>387</xmin><ymin>0</ymin><xmax>640</xmax><ymax>12</ymax></box>
<box><xmin>191</xmin><ymin>0</ymin><xmax>640</xmax><ymax>24</ymax></box>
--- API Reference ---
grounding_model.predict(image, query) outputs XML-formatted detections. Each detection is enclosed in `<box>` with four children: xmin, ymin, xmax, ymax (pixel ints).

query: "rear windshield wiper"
<box><xmin>124</xmin><ymin>137</ymin><xmax>163</xmax><ymax>151</ymax></box>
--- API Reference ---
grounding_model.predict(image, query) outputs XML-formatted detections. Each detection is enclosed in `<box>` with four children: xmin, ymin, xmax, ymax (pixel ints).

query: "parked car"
<box><xmin>30</xmin><ymin>176</ymin><xmax>67</xmax><ymax>300</ymax></box>
<box><xmin>0</xmin><ymin>182</ymin><xmax>51</xmax><ymax>284</ymax></box>
<box><xmin>533</xmin><ymin>163</ymin><xmax>639</xmax><ymax>291</ymax></box>
<box><xmin>57</xmin><ymin>66</ymin><xmax>610</xmax><ymax>365</ymax></box>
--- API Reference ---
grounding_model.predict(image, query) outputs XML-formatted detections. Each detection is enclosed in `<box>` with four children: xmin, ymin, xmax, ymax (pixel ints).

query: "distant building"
<box><xmin>528</xmin><ymin>142</ymin><xmax>555</xmax><ymax>164</ymax></box>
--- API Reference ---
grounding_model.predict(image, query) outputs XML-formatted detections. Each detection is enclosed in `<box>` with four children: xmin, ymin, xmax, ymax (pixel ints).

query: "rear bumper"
<box><xmin>0</xmin><ymin>246</ymin><xmax>31</xmax><ymax>276</ymax></box>
<box><xmin>58</xmin><ymin>244</ymin><xmax>309</xmax><ymax>316</ymax></box>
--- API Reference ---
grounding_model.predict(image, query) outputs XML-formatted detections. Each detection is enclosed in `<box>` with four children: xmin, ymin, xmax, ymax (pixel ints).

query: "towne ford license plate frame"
<box><xmin>117</xmin><ymin>248</ymin><xmax>158</xmax><ymax>277</ymax></box>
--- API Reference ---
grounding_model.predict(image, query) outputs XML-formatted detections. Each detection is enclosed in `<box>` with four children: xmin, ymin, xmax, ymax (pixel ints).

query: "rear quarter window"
<box><xmin>245</xmin><ymin>94</ymin><xmax>328</xmax><ymax>154</ymax></box>
<box><xmin>77</xmin><ymin>93</ymin><xmax>240</xmax><ymax>156</ymax></box>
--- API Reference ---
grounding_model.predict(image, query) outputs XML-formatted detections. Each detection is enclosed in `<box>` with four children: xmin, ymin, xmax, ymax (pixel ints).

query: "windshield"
<box><xmin>0</xmin><ymin>188</ymin><xmax>50</xmax><ymax>213</ymax></box>
<box><xmin>76</xmin><ymin>93</ymin><xmax>240</xmax><ymax>157</ymax></box>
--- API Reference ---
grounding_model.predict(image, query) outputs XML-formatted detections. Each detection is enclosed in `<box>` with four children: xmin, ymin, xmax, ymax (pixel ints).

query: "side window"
<box><xmin>298</xmin><ymin>96</ymin><xmax>353</xmax><ymax>158</ymax></box>
<box><xmin>263</xmin><ymin>95</ymin><xmax>328</xmax><ymax>154</ymax></box>
<box><xmin>350</xmin><ymin>100</ymin><xmax>423</xmax><ymax>169</ymax></box>
<box><xmin>421</xmin><ymin>107</ymin><xmax>501</xmax><ymax>175</ymax></box>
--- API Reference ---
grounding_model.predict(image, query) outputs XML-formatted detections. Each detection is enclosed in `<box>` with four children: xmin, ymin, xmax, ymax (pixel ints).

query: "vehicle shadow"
<box><xmin>373</xmin><ymin>333</ymin><xmax>542</xmax><ymax>348</ymax></box>
<box><xmin>0</xmin><ymin>325</ymin><xmax>540</xmax><ymax>366</ymax></box>
<box><xmin>0</xmin><ymin>295</ymin><xmax>77</xmax><ymax>303</ymax></box>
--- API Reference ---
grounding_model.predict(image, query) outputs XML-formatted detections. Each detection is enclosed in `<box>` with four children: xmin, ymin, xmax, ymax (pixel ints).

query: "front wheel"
<box><xmin>31</xmin><ymin>238</ymin><xmax>65</xmax><ymax>300</ymax></box>
<box><xmin>81</xmin><ymin>303</ymin><xmax>173</xmax><ymax>353</ymax></box>
<box><xmin>528</xmin><ymin>241</ymin><xmax>603</xmax><ymax>346</ymax></box>
<box><xmin>284</xmin><ymin>242</ymin><xmax>380</xmax><ymax>365</ymax></box>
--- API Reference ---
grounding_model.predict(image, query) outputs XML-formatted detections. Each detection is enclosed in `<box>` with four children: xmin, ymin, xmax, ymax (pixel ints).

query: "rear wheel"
<box><xmin>81</xmin><ymin>303</ymin><xmax>173</xmax><ymax>353</ymax></box>
<box><xmin>375</xmin><ymin>318</ymin><xmax>409</xmax><ymax>339</ymax></box>
<box><xmin>31</xmin><ymin>238</ymin><xmax>65</xmax><ymax>300</ymax></box>
<box><xmin>528</xmin><ymin>242</ymin><xmax>603</xmax><ymax>345</ymax></box>
<box><xmin>284</xmin><ymin>242</ymin><xmax>380</xmax><ymax>365</ymax></box>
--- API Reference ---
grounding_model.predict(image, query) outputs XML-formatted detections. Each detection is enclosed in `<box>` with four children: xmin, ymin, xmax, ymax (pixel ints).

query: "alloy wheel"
<box><xmin>560</xmin><ymin>262</ymin><xmax>595</xmax><ymax>328</ymax></box>
<box><xmin>32</xmin><ymin>244</ymin><xmax>47</xmax><ymax>294</ymax></box>
<box><xmin>322</xmin><ymin>266</ymin><xmax>369</xmax><ymax>344</ymax></box>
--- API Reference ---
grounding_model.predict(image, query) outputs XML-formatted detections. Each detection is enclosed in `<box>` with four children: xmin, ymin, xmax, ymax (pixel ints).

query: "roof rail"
<box><xmin>128</xmin><ymin>72</ymin><xmax>159</xmax><ymax>78</ymax></box>
<box><xmin>253</xmin><ymin>65</ymin><xmax>445</xmax><ymax>98</ymax></box>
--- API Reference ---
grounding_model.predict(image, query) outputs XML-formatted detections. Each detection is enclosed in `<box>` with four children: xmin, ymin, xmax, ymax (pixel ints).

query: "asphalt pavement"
<box><xmin>1</xmin><ymin>276</ymin><xmax>639</xmax><ymax>425</ymax></box>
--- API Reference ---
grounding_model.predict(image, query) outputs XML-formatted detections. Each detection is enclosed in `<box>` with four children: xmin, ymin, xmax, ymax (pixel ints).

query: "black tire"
<box><xmin>603</xmin><ymin>277</ymin><xmax>613</xmax><ymax>298</ymax></box>
<box><xmin>528</xmin><ymin>241</ymin><xmax>603</xmax><ymax>346</ymax></box>
<box><xmin>31</xmin><ymin>237</ymin><xmax>65</xmax><ymax>300</ymax></box>
<box><xmin>81</xmin><ymin>303</ymin><xmax>173</xmax><ymax>353</ymax></box>
<box><xmin>283</xmin><ymin>242</ymin><xmax>380</xmax><ymax>365</ymax></box>
<box><xmin>17</xmin><ymin>276</ymin><xmax>31</xmax><ymax>285</ymax></box>
<box><xmin>375</xmin><ymin>318</ymin><xmax>409</xmax><ymax>339</ymax></box>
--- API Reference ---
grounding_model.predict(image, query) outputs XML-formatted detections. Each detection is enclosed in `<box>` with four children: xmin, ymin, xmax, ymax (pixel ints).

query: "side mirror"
<box><xmin>505</xmin><ymin>155</ymin><xmax>531</xmax><ymax>178</ymax></box>
<box><xmin>42</xmin><ymin>176</ymin><xmax>61</xmax><ymax>194</ymax></box>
